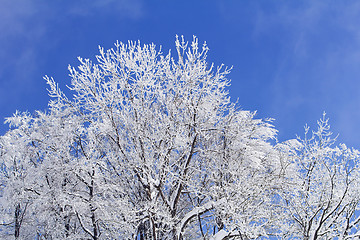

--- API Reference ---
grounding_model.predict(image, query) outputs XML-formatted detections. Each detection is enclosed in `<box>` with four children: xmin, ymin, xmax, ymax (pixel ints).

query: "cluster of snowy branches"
<box><xmin>1</xmin><ymin>37</ymin><xmax>360</xmax><ymax>240</ymax></box>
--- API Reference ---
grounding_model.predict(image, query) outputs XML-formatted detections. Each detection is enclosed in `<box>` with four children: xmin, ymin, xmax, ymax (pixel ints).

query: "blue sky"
<box><xmin>1</xmin><ymin>0</ymin><xmax>360</xmax><ymax>148</ymax></box>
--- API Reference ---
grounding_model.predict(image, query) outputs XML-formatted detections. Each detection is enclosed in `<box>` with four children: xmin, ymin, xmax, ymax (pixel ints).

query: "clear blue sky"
<box><xmin>1</xmin><ymin>0</ymin><xmax>360</xmax><ymax>147</ymax></box>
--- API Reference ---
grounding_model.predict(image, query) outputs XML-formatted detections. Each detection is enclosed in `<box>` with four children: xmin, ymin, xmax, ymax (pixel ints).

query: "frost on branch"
<box><xmin>277</xmin><ymin>113</ymin><xmax>360</xmax><ymax>239</ymax></box>
<box><xmin>0</xmin><ymin>36</ymin><xmax>281</xmax><ymax>239</ymax></box>
<box><xmin>1</xmin><ymin>36</ymin><xmax>359</xmax><ymax>240</ymax></box>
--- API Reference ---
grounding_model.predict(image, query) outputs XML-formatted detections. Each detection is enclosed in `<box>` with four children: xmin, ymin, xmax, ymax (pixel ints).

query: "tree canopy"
<box><xmin>1</xmin><ymin>36</ymin><xmax>360</xmax><ymax>240</ymax></box>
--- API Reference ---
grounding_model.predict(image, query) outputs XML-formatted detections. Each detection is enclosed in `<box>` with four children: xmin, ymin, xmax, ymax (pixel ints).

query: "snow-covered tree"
<box><xmin>277</xmin><ymin>113</ymin><xmax>360</xmax><ymax>240</ymax></box>
<box><xmin>0</xmin><ymin>111</ymin><xmax>45</xmax><ymax>239</ymax></box>
<box><xmin>0</xmin><ymin>36</ymin><xmax>282</xmax><ymax>239</ymax></box>
<box><xmin>3</xmin><ymin>36</ymin><xmax>359</xmax><ymax>239</ymax></box>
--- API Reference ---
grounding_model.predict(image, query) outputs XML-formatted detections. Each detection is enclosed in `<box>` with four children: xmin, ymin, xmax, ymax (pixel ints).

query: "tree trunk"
<box><xmin>89</xmin><ymin>168</ymin><xmax>99</xmax><ymax>240</ymax></box>
<box><xmin>14</xmin><ymin>203</ymin><xmax>21</xmax><ymax>239</ymax></box>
